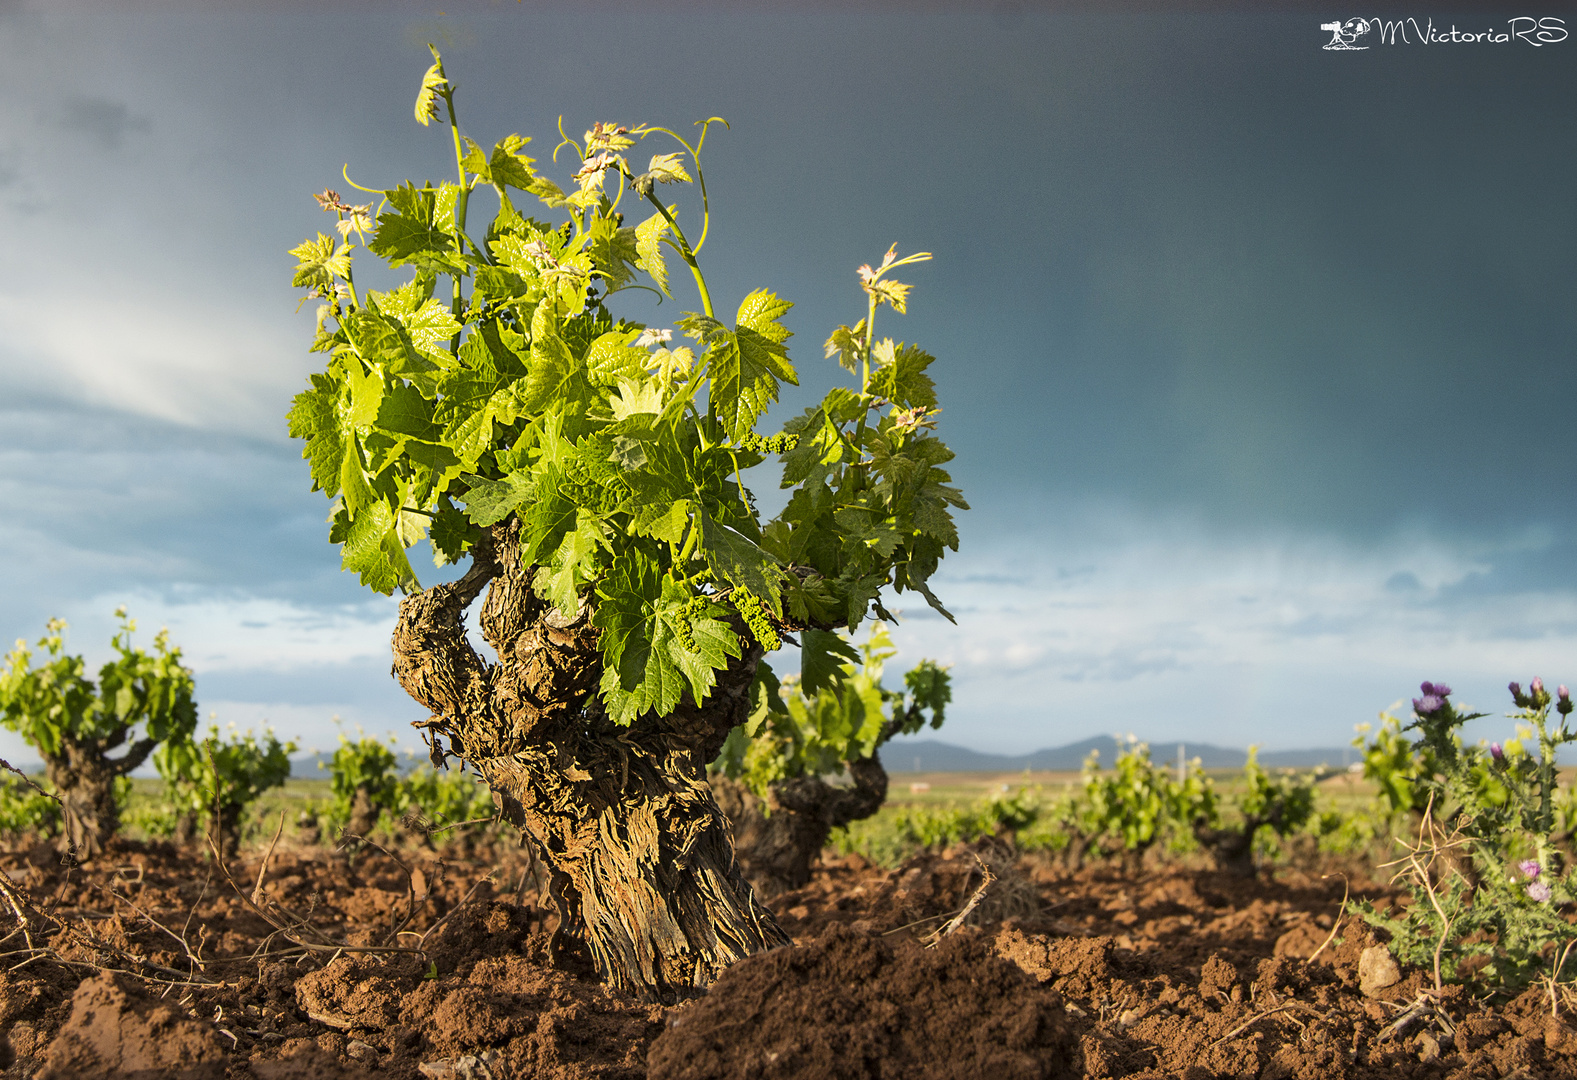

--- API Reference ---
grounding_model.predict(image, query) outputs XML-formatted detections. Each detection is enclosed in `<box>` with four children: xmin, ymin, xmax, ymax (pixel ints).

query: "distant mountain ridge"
<box><xmin>17</xmin><ymin>735</ymin><xmax>1577</xmax><ymax>781</ymax></box>
<box><xmin>881</xmin><ymin>737</ymin><xmax>1357</xmax><ymax>773</ymax></box>
<box><xmin>0</xmin><ymin>739</ymin><xmax>1363</xmax><ymax>780</ymax></box>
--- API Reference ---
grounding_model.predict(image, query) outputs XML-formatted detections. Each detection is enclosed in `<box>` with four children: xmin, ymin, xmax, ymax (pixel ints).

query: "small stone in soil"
<box><xmin>1359</xmin><ymin>944</ymin><xmax>1401</xmax><ymax>997</ymax></box>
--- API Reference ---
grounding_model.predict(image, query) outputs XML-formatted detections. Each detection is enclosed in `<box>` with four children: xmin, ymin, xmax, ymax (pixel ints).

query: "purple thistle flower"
<box><xmin>1413</xmin><ymin>694</ymin><xmax>1444</xmax><ymax>716</ymax></box>
<box><xmin>1519</xmin><ymin>859</ymin><xmax>1542</xmax><ymax>880</ymax></box>
<box><xmin>1533</xmin><ymin>677</ymin><xmax>1545</xmax><ymax>696</ymax></box>
<box><xmin>1528</xmin><ymin>880</ymin><xmax>1553</xmax><ymax>903</ymax></box>
<box><xmin>1510</xmin><ymin>681</ymin><xmax>1528</xmax><ymax>707</ymax></box>
<box><xmin>1560</xmin><ymin>685</ymin><xmax>1573</xmax><ymax>717</ymax></box>
<box><xmin>1490</xmin><ymin>742</ymin><xmax>1505</xmax><ymax>762</ymax></box>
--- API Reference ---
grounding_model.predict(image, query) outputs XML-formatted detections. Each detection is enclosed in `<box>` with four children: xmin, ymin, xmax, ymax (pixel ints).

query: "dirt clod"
<box><xmin>9</xmin><ymin>836</ymin><xmax>1577</xmax><ymax>1079</ymax></box>
<box><xmin>37</xmin><ymin>971</ymin><xmax>228</xmax><ymax>1080</ymax></box>
<box><xmin>646</xmin><ymin>923</ymin><xmax>1077</xmax><ymax>1079</ymax></box>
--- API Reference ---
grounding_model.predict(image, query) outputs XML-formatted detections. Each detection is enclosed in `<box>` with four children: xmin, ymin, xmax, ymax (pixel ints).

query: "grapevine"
<box><xmin>284</xmin><ymin>47</ymin><xmax>966</xmax><ymax>999</ymax></box>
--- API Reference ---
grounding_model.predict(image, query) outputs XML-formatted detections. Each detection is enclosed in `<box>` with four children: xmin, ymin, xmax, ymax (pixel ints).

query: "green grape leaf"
<box><xmin>822</xmin><ymin>322</ymin><xmax>866</xmax><ymax>374</ymax></box>
<box><xmin>378</xmin><ymin>282</ymin><xmax>462</xmax><ymax>366</ymax></box>
<box><xmin>701</xmin><ymin>513</ymin><xmax>785</xmax><ymax>617</ymax></box>
<box><xmin>910</xmin><ymin>488</ymin><xmax>962</xmax><ymax>548</ymax></box>
<box><xmin>527</xmin><ymin>174</ymin><xmax>569</xmax><ymax>207</ymax></box>
<box><xmin>635</xmin><ymin>210</ymin><xmax>672</xmax><ymax>296</ymax></box>
<box><xmin>338</xmin><ymin>434</ymin><xmax>377</xmax><ymax>514</ymax></box>
<box><xmin>341</xmin><ymin>501</ymin><xmax>417</xmax><ymax>594</ymax></box>
<box><xmin>837</xmin><ymin>569</ymin><xmax>887</xmax><ymax>631</ymax></box>
<box><xmin>461</xmin><ymin>138</ymin><xmax>490</xmax><ymax>180</ymax></box>
<box><xmin>584</xmin><ymin>330</ymin><xmax>646</xmax><ymax>387</ymax></box>
<box><xmin>521</xmin><ymin>310</ymin><xmax>582</xmax><ymax>414</ymax></box>
<box><xmin>374</xmin><ymin>382</ymin><xmax>440</xmax><ymax>442</ymax></box>
<box><xmin>346</xmin><ymin>360</ymin><xmax>382</xmax><ymax>429</ymax></box>
<box><xmin>865</xmin><ymin>277</ymin><xmax>912</xmax><ymax>313</ymax></box>
<box><xmin>779</xmin><ymin>406</ymin><xmax>849</xmax><ymax>487</ymax></box>
<box><xmin>402</xmin><ymin>438</ymin><xmax>460</xmax><ymax>478</ymax></box>
<box><xmin>911</xmin><ymin>577</ymin><xmax>956</xmax><ymax>623</ymax></box>
<box><xmin>610</xmin><ymin>435</ymin><xmax>647</xmax><ymax>472</ymax></box>
<box><xmin>456</xmin><ymin>472</ymin><xmax>533</xmax><ymax>527</ymax></box>
<box><xmin>532</xmin><ymin>511</ymin><xmax>606</xmax><ymax>613</ymax></box>
<box><xmin>783</xmin><ymin>572</ymin><xmax>840</xmax><ymax>627</ymax></box>
<box><xmin>587</xmin><ymin>216</ymin><xmax>639</xmax><ymax>291</ymax></box>
<box><xmin>592</xmin><ymin>549</ymin><xmax>662</xmax><ymax>674</ymax></box>
<box><xmin>669</xmin><ymin>596</ymin><xmax>740</xmax><ymax>703</ymax></box>
<box><xmin>869</xmin><ymin>340</ymin><xmax>938</xmax><ymax>409</ymax></box>
<box><xmin>489</xmin><ymin>134</ymin><xmax>538</xmax><ymax>190</ymax></box>
<box><xmin>287</xmin><ymin>374</ymin><xmax>348</xmax><ymax>497</ymax></box>
<box><xmin>429</xmin><ymin>503</ymin><xmax>475</xmax><ymax>566</ymax></box>
<box><xmin>290</xmin><ymin>234</ymin><xmax>351</xmax><ymax>293</ymax></box>
<box><xmin>609</xmin><ymin>378</ymin><xmax>664</xmax><ymax>421</ymax></box>
<box><xmin>633</xmin><ymin>153</ymin><xmax>692</xmax><ymax>197</ymax></box>
<box><xmin>708</xmin><ymin>290</ymin><xmax>797</xmax><ymax>441</ymax></box>
<box><xmin>800</xmin><ymin>629</ymin><xmax>860</xmax><ymax>695</ymax></box>
<box><xmin>597</xmin><ymin>575</ymin><xmax>740</xmax><ymax>725</ymax></box>
<box><xmin>639</xmin><ymin>498</ymin><xmax>691</xmax><ymax>544</ymax></box>
<box><xmin>834</xmin><ymin>506</ymin><xmax>903</xmax><ymax>558</ymax></box>
<box><xmin>369</xmin><ymin>211</ymin><xmax>460</xmax><ymax>274</ymax></box>
<box><xmin>414</xmin><ymin>58</ymin><xmax>447</xmax><ymax>126</ymax></box>
<box><xmin>901</xmin><ymin>660</ymin><xmax>951</xmax><ymax>731</ymax></box>
<box><xmin>347</xmin><ymin>310</ymin><xmax>436</xmax><ymax>390</ymax></box>
<box><xmin>369</xmin><ymin>184</ymin><xmax>465</xmax><ymax>274</ymax></box>
<box><xmin>516</xmin><ymin>464</ymin><xmax>580</xmax><ymax>564</ymax></box>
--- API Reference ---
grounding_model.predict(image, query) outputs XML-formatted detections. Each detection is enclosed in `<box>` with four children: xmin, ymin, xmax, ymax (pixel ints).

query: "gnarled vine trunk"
<box><xmin>43</xmin><ymin>734</ymin><xmax>155</xmax><ymax>860</ymax></box>
<box><xmin>45</xmin><ymin>750</ymin><xmax>117</xmax><ymax>860</ymax></box>
<box><xmin>711</xmin><ymin>755</ymin><xmax>889</xmax><ymax>898</ymax></box>
<box><xmin>391</xmin><ymin>522</ymin><xmax>790</xmax><ymax>1002</ymax></box>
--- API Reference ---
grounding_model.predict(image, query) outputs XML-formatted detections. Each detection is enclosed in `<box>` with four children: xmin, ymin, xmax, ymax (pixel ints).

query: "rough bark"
<box><xmin>42</xmin><ymin>734</ymin><xmax>156</xmax><ymax>860</ymax></box>
<box><xmin>1200</xmin><ymin>826</ymin><xmax>1256</xmax><ymax>877</ymax></box>
<box><xmin>391</xmin><ymin>522</ymin><xmax>791</xmax><ymax>1002</ymax></box>
<box><xmin>711</xmin><ymin>754</ymin><xmax>890</xmax><ymax>898</ymax></box>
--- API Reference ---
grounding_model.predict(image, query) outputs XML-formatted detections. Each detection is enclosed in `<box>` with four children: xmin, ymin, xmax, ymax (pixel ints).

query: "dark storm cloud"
<box><xmin>57</xmin><ymin>94</ymin><xmax>150</xmax><ymax>149</ymax></box>
<box><xmin>2</xmin><ymin>5</ymin><xmax>1574</xmax><ymax>754</ymax></box>
<box><xmin>0</xmin><ymin>402</ymin><xmax>361</xmax><ymax>636</ymax></box>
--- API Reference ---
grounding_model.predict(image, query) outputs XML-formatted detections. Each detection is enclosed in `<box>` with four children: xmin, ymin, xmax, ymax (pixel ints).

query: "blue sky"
<box><xmin>3</xmin><ymin>3</ymin><xmax>1576</xmax><ymax>763</ymax></box>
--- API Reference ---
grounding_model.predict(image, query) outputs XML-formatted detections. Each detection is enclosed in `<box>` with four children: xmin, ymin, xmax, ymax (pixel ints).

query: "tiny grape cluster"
<box><xmin>737</xmin><ymin>432</ymin><xmax>800</xmax><ymax>455</ymax></box>
<box><xmin>675</xmin><ymin>596</ymin><xmax>708</xmax><ymax>654</ymax></box>
<box><xmin>729</xmin><ymin>588</ymin><xmax>780</xmax><ymax>651</ymax></box>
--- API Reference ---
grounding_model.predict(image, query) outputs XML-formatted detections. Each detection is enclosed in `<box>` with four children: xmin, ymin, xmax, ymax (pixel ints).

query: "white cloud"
<box><xmin>879</xmin><ymin>502</ymin><xmax>1577</xmax><ymax>754</ymax></box>
<box><xmin>51</xmin><ymin>590</ymin><xmax>400</xmax><ymax>673</ymax></box>
<box><xmin>4</xmin><ymin>502</ymin><xmax>1574</xmax><ymax>769</ymax></box>
<box><xmin>0</xmin><ymin>292</ymin><xmax>301</xmax><ymax>438</ymax></box>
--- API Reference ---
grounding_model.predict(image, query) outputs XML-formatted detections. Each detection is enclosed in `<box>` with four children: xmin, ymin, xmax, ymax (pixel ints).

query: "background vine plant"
<box><xmin>0</xmin><ymin>611</ymin><xmax>197</xmax><ymax>857</ymax></box>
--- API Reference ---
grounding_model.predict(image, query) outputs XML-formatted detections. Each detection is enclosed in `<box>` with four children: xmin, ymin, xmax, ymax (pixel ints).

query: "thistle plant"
<box><xmin>286</xmin><ymin>48</ymin><xmax>964</xmax><ymax>999</ymax></box>
<box><xmin>1354</xmin><ymin>680</ymin><xmax>1577</xmax><ymax>994</ymax></box>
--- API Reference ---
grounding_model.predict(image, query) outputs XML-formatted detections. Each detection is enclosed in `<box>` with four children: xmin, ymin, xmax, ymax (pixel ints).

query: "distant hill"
<box><xmin>880</xmin><ymin>737</ymin><xmax>1358</xmax><ymax>773</ymax></box>
<box><xmin>287</xmin><ymin>750</ymin><xmax>428</xmax><ymax>777</ymax></box>
<box><xmin>2</xmin><ymin>740</ymin><xmax>1363</xmax><ymax>781</ymax></box>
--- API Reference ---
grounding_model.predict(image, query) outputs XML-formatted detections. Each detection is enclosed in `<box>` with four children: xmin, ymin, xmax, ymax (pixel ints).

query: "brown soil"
<box><xmin>3</xmin><ymin>835</ymin><xmax>1576</xmax><ymax>1079</ymax></box>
